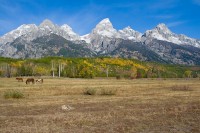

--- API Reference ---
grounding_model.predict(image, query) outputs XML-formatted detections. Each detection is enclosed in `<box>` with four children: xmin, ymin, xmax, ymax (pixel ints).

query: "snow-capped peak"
<box><xmin>61</xmin><ymin>24</ymin><xmax>73</xmax><ymax>31</ymax></box>
<box><xmin>95</xmin><ymin>18</ymin><xmax>114</xmax><ymax>31</ymax></box>
<box><xmin>81</xmin><ymin>34</ymin><xmax>90</xmax><ymax>43</ymax></box>
<box><xmin>92</xmin><ymin>18</ymin><xmax>118</xmax><ymax>38</ymax></box>
<box><xmin>10</xmin><ymin>24</ymin><xmax>37</xmax><ymax>34</ymax></box>
<box><xmin>121</xmin><ymin>26</ymin><xmax>139</xmax><ymax>33</ymax></box>
<box><xmin>60</xmin><ymin>24</ymin><xmax>78</xmax><ymax>36</ymax></box>
<box><xmin>0</xmin><ymin>24</ymin><xmax>38</xmax><ymax>44</ymax></box>
<box><xmin>33</xmin><ymin>19</ymin><xmax>58</xmax><ymax>38</ymax></box>
<box><xmin>39</xmin><ymin>19</ymin><xmax>55</xmax><ymax>27</ymax></box>
<box><xmin>38</xmin><ymin>19</ymin><xmax>58</xmax><ymax>33</ymax></box>
<box><xmin>60</xmin><ymin>24</ymin><xmax>80</xmax><ymax>41</ymax></box>
<box><xmin>98</xmin><ymin>18</ymin><xmax>112</xmax><ymax>25</ymax></box>
<box><xmin>118</xmin><ymin>26</ymin><xmax>142</xmax><ymax>41</ymax></box>
<box><xmin>156</xmin><ymin>23</ymin><xmax>171</xmax><ymax>34</ymax></box>
<box><xmin>156</xmin><ymin>23</ymin><xmax>167</xmax><ymax>29</ymax></box>
<box><xmin>0</xmin><ymin>19</ymin><xmax>82</xmax><ymax>45</ymax></box>
<box><xmin>142</xmin><ymin>23</ymin><xmax>200</xmax><ymax>48</ymax></box>
<box><xmin>123</xmin><ymin>26</ymin><xmax>133</xmax><ymax>30</ymax></box>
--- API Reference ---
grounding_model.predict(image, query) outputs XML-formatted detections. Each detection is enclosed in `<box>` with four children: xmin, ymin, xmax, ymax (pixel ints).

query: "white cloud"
<box><xmin>148</xmin><ymin>0</ymin><xmax>180</xmax><ymax>10</ymax></box>
<box><xmin>150</xmin><ymin>15</ymin><xmax>174</xmax><ymax>19</ymax></box>
<box><xmin>56</xmin><ymin>4</ymin><xmax>108</xmax><ymax>35</ymax></box>
<box><xmin>193</xmin><ymin>0</ymin><xmax>200</xmax><ymax>5</ymax></box>
<box><xmin>0</xmin><ymin>20</ymin><xmax>13</xmax><ymax>36</ymax></box>
<box><xmin>167</xmin><ymin>21</ymin><xmax>186</xmax><ymax>27</ymax></box>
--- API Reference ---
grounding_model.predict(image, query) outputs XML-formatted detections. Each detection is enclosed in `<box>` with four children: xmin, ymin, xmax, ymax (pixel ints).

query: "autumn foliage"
<box><xmin>0</xmin><ymin>57</ymin><xmax>199</xmax><ymax>78</ymax></box>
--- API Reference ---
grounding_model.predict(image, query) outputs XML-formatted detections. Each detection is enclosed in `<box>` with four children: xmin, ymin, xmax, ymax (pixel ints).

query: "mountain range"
<box><xmin>0</xmin><ymin>18</ymin><xmax>200</xmax><ymax>65</ymax></box>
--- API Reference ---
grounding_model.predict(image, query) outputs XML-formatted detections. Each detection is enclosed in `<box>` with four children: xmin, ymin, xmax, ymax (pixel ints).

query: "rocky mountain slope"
<box><xmin>142</xmin><ymin>23</ymin><xmax>200</xmax><ymax>48</ymax></box>
<box><xmin>0</xmin><ymin>18</ymin><xmax>200</xmax><ymax>65</ymax></box>
<box><xmin>1</xmin><ymin>34</ymin><xmax>93</xmax><ymax>58</ymax></box>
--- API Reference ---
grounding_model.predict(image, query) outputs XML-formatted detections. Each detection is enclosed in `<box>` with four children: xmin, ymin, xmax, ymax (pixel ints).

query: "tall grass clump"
<box><xmin>4</xmin><ymin>90</ymin><xmax>24</xmax><ymax>99</ymax></box>
<box><xmin>100</xmin><ymin>89</ymin><xmax>117</xmax><ymax>96</ymax></box>
<box><xmin>83</xmin><ymin>88</ymin><xmax>97</xmax><ymax>95</ymax></box>
<box><xmin>116</xmin><ymin>75</ymin><xmax>123</xmax><ymax>80</ymax></box>
<box><xmin>170</xmin><ymin>85</ymin><xmax>192</xmax><ymax>91</ymax></box>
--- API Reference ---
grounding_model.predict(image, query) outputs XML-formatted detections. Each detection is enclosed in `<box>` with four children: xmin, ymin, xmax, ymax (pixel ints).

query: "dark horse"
<box><xmin>16</xmin><ymin>77</ymin><xmax>23</xmax><ymax>82</ymax></box>
<box><xmin>26</xmin><ymin>78</ymin><xmax>35</xmax><ymax>84</ymax></box>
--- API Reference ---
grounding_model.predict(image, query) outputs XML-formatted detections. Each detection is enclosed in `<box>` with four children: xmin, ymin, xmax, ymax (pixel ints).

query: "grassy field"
<box><xmin>0</xmin><ymin>77</ymin><xmax>200</xmax><ymax>133</ymax></box>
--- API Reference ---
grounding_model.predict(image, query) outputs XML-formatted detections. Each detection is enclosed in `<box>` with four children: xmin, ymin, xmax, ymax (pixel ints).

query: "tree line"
<box><xmin>0</xmin><ymin>57</ymin><xmax>199</xmax><ymax>79</ymax></box>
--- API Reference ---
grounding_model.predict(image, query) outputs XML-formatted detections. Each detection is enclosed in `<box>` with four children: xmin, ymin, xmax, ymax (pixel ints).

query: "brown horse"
<box><xmin>36</xmin><ymin>79</ymin><xmax>43</xmax><ymax>83</ymax></box>
<box><xmin>16</xmin><ymin>77</ymin><xmax>23</xmax><ymax>82</ymax></box>
<box><xmin>26</xmin><ymin>78</ymin><xmax>35</xmax><ymax>84</ymax></box>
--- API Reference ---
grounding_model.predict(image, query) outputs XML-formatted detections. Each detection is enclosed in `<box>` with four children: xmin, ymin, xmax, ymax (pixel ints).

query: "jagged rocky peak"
<box><xmin>155</xmin><ymin>23</ymin><xmax>171</xmax><ymax>34</ymax></box>
<box><xmin>60</xmin><ymin>24</ymin><xmax>77</xmax><ymax>35</ymax></box>
<box><xmin>142</xmin><ymin>23</ymin><xmax>200</xmax><ymax>48</ymax></box>
<box><xmin>16</xmin><ymin>24</ymin><xmax>37</xmax><ymax>30</ymax></box>
<box><xmin>98</xmin><ymin>18</ymin><xmax>112</xmax><ymax>25</ymax></box>
<box><xmin>81</xmin><ymin>34</ymin><xmax>91</xmax><ymax>43</ymax></box>
<box><xmin>92</xmin><ymin>18</ymin><xmax>118</xmax><ymax>38</ymax></box>
<box><xmin>120</xmin><ymin>26</ymin><xmax>134</xmax><ymax>34</ymax></box>
<box><xmin>60</xmin><ymin>24</ymin><xmax>80</xmax><ymax>41</ymax></box>
<box><xmin>61</xmin><ymin>24</ymin><xmax>72</xmax><ymax>31</ymax></box>
<box><xmin>123</xmin><ymin>26</ymin><xmax>133</xmax><ymax>30</ymax></box>
<box><xmin>0</xmin><ymin>23</ymin><xmax>38</xmax><ymax>44</ymax></box>
<box><xmin>119</xmin><ymin>26</ymin><xmax>142</xmax><ymax>41</ymax></box>
<box><xmin>143</xmin><ymin>23</ymin><xmax>173</xmax><ymax>41</ymax></box>
<box><xmin>38</xmin><ymin>19</ymin><xmax>58</xmax><ymax>33</ymax></box>
<box><xmin>5</xmin><ymin>24</ymin><xmax>37</xmax><ymax>36</ymax></box>
<box><xmin>39</xmin><ymin>19</ymin><xmax>55</xmax><ymax>27</ymax></box>
<box><xmin>145</xmin><ymin>23</ymin><xmax>172</xmax><ymax>36</ymax></box>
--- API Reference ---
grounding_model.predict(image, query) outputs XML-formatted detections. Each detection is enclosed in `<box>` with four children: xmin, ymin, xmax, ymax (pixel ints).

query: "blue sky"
<box><xmin>0</xmin><ymin>0</ymin><xmax>200</xmax><ymax>39</ymax></box>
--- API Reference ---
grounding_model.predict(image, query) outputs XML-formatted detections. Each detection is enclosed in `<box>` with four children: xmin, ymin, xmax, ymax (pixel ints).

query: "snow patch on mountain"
<box><xmin>80</xmin><ymin>18</ymin><xmax>143</xmax><ymax>53</ymax></box>
<box><xmin>118</xmin><ymin>26</ymin><xmax>142</xmax><ymax>41</ymax></box>
<box><xmin>0</xmin><ymin>24</ymin><xmax>38</xmax><ymax>45</ymax></box>
<box><xmin>60</xmin><ymin>24</ymin><xmax>80</xmax><ymax>41</ymax></box>
<box><xmin>91</xmin><ymin>18</ymin><xmax>119</xmax><ymax>38</ymax></box>
<box><xmin>39</xmin><ymin>19</ymin><xmax>57</xmax><ymax>31</ymax></box>
<box><xmin>143</xmin><ymin>23</ymin><xmax>200</xmax><ymax>48</ymax></box>
<box><xmin>0</xmin><ymin>19</ymin><xmax>80</xmax><ymax>46</ymax></box>
<box><xmin>81</xmin><ymin>34</ymin><xmax>91</xmax><ymax>43</ymax></box>
<box><xmin>1</xmin><ymin>18</ymin><xmax>200</xmax><ymax>57</ymax></box>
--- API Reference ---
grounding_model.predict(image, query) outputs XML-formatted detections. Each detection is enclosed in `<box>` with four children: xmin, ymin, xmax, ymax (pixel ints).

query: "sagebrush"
<box><xmin>4</xmin><ymin>90</ymin><xmax>24</xmax><ymax>99</ymax></box>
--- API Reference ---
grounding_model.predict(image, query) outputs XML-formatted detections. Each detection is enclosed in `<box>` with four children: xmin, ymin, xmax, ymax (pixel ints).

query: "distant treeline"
<box><xmin>0</xmin><ymin>57</ymin><xmax>200</xmax><ymax>78</ymax></box>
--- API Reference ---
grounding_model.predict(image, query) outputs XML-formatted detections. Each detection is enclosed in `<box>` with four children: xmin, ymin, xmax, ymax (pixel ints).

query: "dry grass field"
<box><xmin>0</xmin><ymin>77</ymin><xmax>200</xmax><ymax>133</ymax></box>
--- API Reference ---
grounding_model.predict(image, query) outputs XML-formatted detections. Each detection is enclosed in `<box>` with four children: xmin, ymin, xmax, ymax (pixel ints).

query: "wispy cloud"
<box><xmin>0</xmin><ymin>1</ymin><xmax>21</xmax><ymax>15</ymax></box>
<box><xmin>108</xmin><ymin>2</ymin><xmax>145</xmax><ymax>9</ymax></box>
<box><xmin>150</xmin><ymin>15</ymin><xmax>174</xmax><ymax>19</ymax></box>
<box><xmin>62</xmin><ymin>4</ymin><xmax>108</xmax><ymax>35</ymax></box>
<box><xmin>193</xmin><ymin>0</ymin><xmax>200</xmax><ymax>5</ymax></box>
<box><xmin>148</xmin><ymin>0</ymin><xmax>180</xmax><ymax>10</ymax></box>
<box><xmin>0</xmin><ymin>0</ymin><xmax>199</xmax><ymax>38</ymax></box>
<box><xmin>0</xmin><ymin>20</ymin><xmax>14</xmax><ymax>35</ymax></box>
<box><xmin>167</xmin><ymin>21</ymin><xmax>186</xmax><ymax>27</ymax></box>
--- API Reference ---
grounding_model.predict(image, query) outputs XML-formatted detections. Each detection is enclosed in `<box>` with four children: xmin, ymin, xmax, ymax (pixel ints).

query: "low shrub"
<box><xmin>171</xmin><ymin>85</ymin><xmax>192</xmax><ymax>91</ymax></box>
<box><xmin>4</xmin><ymin>90</ymin><xmax>24</xmax><ymax>99</ymax></box>
<box><xmin>83</xmin><ymin>88</ymin><xmax>97</xmax><ymax>95</ymax></box>
<box><xmin>100</xmin><ymin>89</ymin><xmax>117</xmax><ymax>95</ymax></box>
<box><xmin>116</xmin><ymin>75</ymin><xmax>123</xmax><ymax>80</ymax></box>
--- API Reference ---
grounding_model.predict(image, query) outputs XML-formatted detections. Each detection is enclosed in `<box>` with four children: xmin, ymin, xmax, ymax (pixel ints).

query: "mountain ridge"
<box><xmin>0</xmin><ymin>18</ymin><xmax>200</xmax><ymax>65</ymax></box>
<box><xmin>1</xmin><ymin>18</ymin><xmax>200</xmax><ymax>47</ymax></box>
